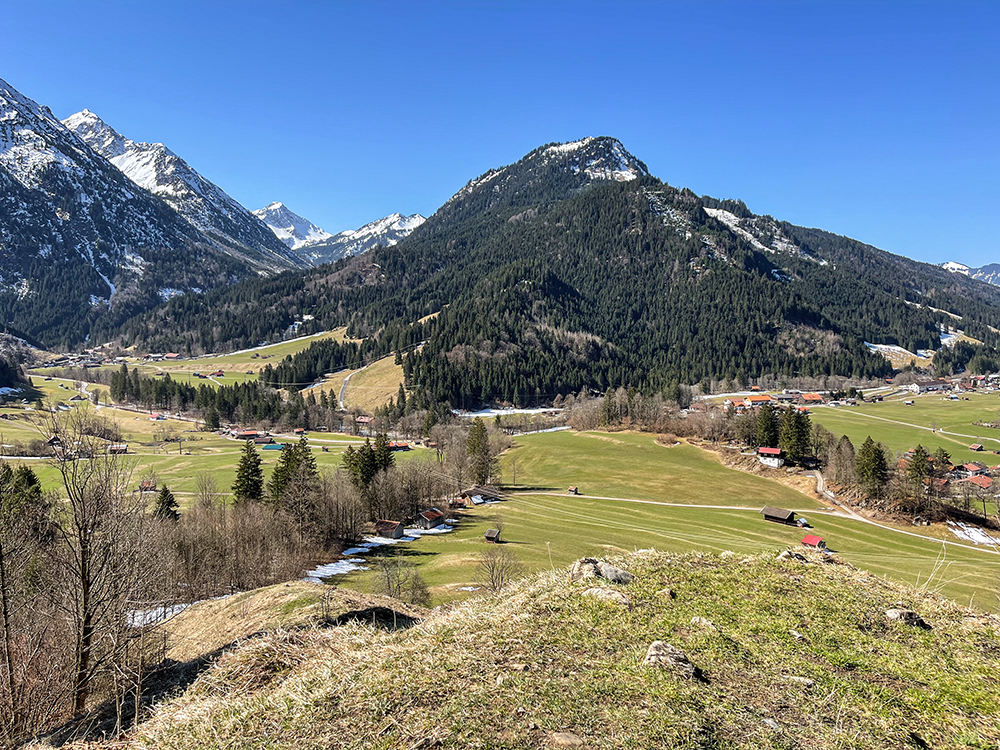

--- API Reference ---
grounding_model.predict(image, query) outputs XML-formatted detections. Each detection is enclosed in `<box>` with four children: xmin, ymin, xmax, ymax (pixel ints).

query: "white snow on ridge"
<box><xmin>252</xmin><ymin>201</ymin><xmax>333</xmax><ymax>250</ymax></box>
<box><xmin>941</xmin><ymin>261</ymin><xmax>971</xmax><ymax>275</ymax></box>
<box><xmin>546</xmin><ymin>137</ymin><xmax>594</xmax><ymax>154</ymax></box>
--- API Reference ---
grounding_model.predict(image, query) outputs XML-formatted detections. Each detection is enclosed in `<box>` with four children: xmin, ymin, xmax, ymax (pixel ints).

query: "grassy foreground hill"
<box><xmin>103</xmin><ymin>550</ymin><xmax>998</xmax><ymax>749</ymax></box>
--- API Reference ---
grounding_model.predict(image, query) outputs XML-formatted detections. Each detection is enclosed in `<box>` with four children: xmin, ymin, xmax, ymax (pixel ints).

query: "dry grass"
<box><xmin>90</xmin><ymin>550</ymin><xmax>1000</xmax><ymax>749</ymax></box>
<box><xmin>340</xmin><ymin>355</ymin><xmax>404</xmax><ymax>411</ymax></box>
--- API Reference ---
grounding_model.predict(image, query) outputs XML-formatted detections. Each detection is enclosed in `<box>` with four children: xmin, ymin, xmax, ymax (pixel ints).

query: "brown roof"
<box><xmin>760</xmin><ymin>506</ymin><xmax>795</xmax><ymax>522</ymax></box>
<box><xmin>960</xmin><ymin>475</ymin><xmax>993</xmax><ymax>490</ymax></box>
<box><xmin>375</xmin><ymin>520</ymin><xmax>403</xmax><ymax>534</ymax></box>
<box><xmin>420</xmin><ymin>509</ymin><xmax>444</xmax><ymax>522</ymax></box>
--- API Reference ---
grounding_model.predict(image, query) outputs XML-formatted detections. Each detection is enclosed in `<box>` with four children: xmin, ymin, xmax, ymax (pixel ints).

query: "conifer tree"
<box><xmin>856</xmin><ymin>436</ymin><xmax>888</xmax><ymax>500</ymax></box>
<box><xmin>468</xmin><ymin>417</ymin><xmax>495</xmax><ymax>485</ymax></box>
<box><xmin>232</xmin><ymin>440</ymin><xmax>264</xmax><ymax>504</ymax></box>
<box><xmin>153</xmin><ymin>485</ymin><xmax>179</xmax><ymax>521</ymax></box>
<box><xmin>756</xmin><ymin>403</ymin><xmax>779</xmax><ymax>448</ymax></box>
<box><xmin>374</xmin><ymin>433</ymin><xmax>395</xmax><ymax>472</ymax></box>
<box><xmin>907</xmin><ymin>444</ymin><xmax>931</xmax><ymax>485</ymax></box>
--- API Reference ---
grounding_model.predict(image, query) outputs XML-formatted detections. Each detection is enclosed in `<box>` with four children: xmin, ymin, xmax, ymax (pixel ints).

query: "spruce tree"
<box><xmin>468</xmin><ymin>417</ymin><xmax>495</xmax><ymax>485</ymax></box>
<box><xmin>856</xmin><ymin>436</ymin><xmax>888</xmax><ymax>500</ymax></box>
<box><xmin>756</xmin><ymin>403</ymin><xmax>779</xmax><ymax>448</ymax></box>
<box><xmin>232</xmin><ymin>440</ymin><xmax>264</xmax><ymax>504</ymax></box>
<box><xmin>907</xmin><ymin>444</ymin><xmax>931</xmax><ymax>485</ymax></box>
<box><xmin>374</xmin><ymin>433</ymin><xmax>395</xmax><ymax>472</ymax></box>
<box><xmin>153</xmin><ymin>485</ymin><xmax>179</xmax><ymax>521</ymax></box>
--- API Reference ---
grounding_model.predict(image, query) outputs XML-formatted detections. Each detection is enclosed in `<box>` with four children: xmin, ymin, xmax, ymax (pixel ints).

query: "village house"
<box><xmin>958</xmin><ymin>461</ymin><xmax>989</xmax><ymax>478</ymax></box>
<box><xmin>107</xmin><ymin>443</ymin><xmax>128</xmax><ymax>455</ymax></box>
<box><xmin>139</xmin><ymin>479</ymin><xmax>157</xmax><ymax>493</ymax></box>
<box><xmin>757</xmin><ymin>446</ymin><xmax>784</xmax><ymax>468</ymax></box>
<box><xmin>909</xmin><ymin>379</ymin><xmax>949</xmax><ymax>394</ymax></box>
<box><xmin>744</xmin><ymin>394</ymin><xmax>772</xmax><ymax>408</ymax></box>
<box><xmin>958</xmin><ymin>475</ymin><xmax>993</xmax><ymax>492</ymax></box>
<box><xmin>798</xmin><ymin>393</ymin><xmax>824</xmax><ymax>406</ymax></box>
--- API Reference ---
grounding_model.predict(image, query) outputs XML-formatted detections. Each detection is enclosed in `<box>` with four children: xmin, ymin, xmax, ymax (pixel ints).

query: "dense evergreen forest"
<box><xmin>69</xmin><ymin>139</ymin><xmax>1000</xmax><ymax>408</ymax></box>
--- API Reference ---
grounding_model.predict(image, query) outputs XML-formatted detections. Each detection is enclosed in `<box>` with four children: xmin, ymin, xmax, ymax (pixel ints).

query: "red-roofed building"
<box><xmin>801</xmin><ymin>535</ymin><xmax>825</xmax><ymax>549</ymax></box>
<box><xmin>417</xmin><ymin>508</ymin><xmax>444</xmax><ymax>529</ymax></box>
<box><xmin>961</xmin><ymin>461</ymin><xmax>989</xmax><ymax>477</ymax></box>
<box><xmin>959</xmin><ymin>475</ymin><xmax>993</xmax><ymax>491</ymax></box>
<box><xmin>800</xmin><ymin>393</ymin><xmax>824</xmax><ymax>404</ymax></box>
<box><xmin>745</xmin><ymin>394</ymin><xmax>772</xmax><ymax>406</ymax></box>
<box><xmin>757</xmin><ymin>446</ymin><xmax>784</xmax><ymax>468</ymax></box>
<box><xmin>970</xmin><ymin>443</ymin><xmax>984</xmax><ymax>452</ymax></box>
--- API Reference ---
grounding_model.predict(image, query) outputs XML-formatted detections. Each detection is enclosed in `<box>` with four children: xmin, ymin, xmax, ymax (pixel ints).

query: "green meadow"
<box><xmin>810</xmin><ymin>392</ymin><xmax>1000</xmax><ymax>465</ymax></box>
<box><xmin>331</xmin><ymin>430</ymin><xmax>1000</xmax><ymax>611</ymax></box>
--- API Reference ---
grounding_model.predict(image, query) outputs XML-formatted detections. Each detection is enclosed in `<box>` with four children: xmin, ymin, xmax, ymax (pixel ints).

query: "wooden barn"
<box><xmin>375</xmin><ymin>520</ymin><xmax>405</xmax><ymax>539</ymax></box>
<box><xmin>484</xmin><ymin>528</ymin><xmax>501</xmax><ymax>543</ymax></box>
<box><xmin>417</xmin><ymin>509</ymin><xmax>444</xmax><ymax>530</ymax></box>
<box><xmin>760</xmin><ymin>506</ymin><xmax>796</xmax><ymax>525</ymax></box>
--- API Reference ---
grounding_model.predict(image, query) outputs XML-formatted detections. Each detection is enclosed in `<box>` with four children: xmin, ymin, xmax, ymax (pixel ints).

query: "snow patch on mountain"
<box><xmin>941</xmin><ymin>261</ymin><xmax>971</xmax><ymax>275</ymax></box>
<box><xmin>252</xmin><ymin>202</ymin><xmax>332</xmax><ymax>250</ymax></box>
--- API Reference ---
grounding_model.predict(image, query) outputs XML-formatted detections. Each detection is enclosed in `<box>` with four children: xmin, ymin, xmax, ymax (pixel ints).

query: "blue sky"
<box><xmin>2</xmin><ymin>1</ymin><xmax>997</xmax><ymax>265</ymax></box>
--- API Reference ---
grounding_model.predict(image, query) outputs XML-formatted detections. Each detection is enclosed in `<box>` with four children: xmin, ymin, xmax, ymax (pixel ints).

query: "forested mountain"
<box><xmin>94</xmin><ymin>137</ymin><xmax>1000</xmax><ymax>406</ymax></box>
<box><xmin>0</xmin><ymin>79</ymin><xmax>303</xmax><ymax>349</ymax></box>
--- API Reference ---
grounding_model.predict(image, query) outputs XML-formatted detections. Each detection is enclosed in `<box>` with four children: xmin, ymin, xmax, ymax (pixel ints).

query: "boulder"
<box><xmin>642</xmin><ymin>641</ymin><xmax>699</xmax><ymax>679</ymax></box>
<box><xmin>582</xmin><ymin>587</ymin><xmax>631</xmax><ymax>606</ymax></box>
<box><xmin>885</xmin><ymin>608</ymin><xmax>931</xmax><ymax>629</ymax></box>
<box><xmin>597</xmin><ymin>561</ymin><xmax>634</xmax><ymax>584</ymax></box>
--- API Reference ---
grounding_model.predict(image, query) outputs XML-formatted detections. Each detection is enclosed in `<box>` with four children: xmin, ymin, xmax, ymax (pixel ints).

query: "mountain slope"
<box><xmin>63</xmin><ymin>110</ymin><xmax>303</xmax><ymax>272</ymax></box>
<box><xmin>102</xmin><ymin>136</ymin><xmax>1000</xmax><ymax>401</ymax></box>
<box><xmin>113</xmin><ymin>551</ymin><xmax>1000</xmax><ymax>750</ymax></box>
<box><xmin>251</xmin><ymin>201</ymin><xmax>332</xmax><ymax>250</ymax></box>
<box><xmin>295</xmin><ymin>212</ymin><xmax>426</xmax><ymax>265</ymax></box>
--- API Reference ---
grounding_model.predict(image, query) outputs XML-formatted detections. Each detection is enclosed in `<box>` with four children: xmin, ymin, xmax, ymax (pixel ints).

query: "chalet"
<box><xmin>389</xmin><ymin>441</ymin><xmax>410</xmax><ymax>451</ymax></box>
<box><xmin>744</xmin><ymin>394</ymin><xmax>772</xmax><ymax>407</ymax></box>
<box><xmin>801</xmin><ymin>535</ymin><xmax>826</xmax><ymax>549</ymax></box>
<box><xmin>107</xmin><ymin>443</ymin><xmax>128</xmax><ymax>455</ymax></box>
<box><xmin>375</xmin><ymin>520</ymin><xmax>405</xmax><ymax>539</ymax></box>
<box><xmin>959</xmin><ymin>475</ymin><xmax>993</xmax><ymax>491</ymax></box>
<box><xmin>163</xmin><ymin>353</ymin><xmax>181</xmax><ymax>361</ymax></box>
<box><xmin>799</xmin><ymin>393</ymin><xmax>824</xmax><ymax>405</ymax></box>
<box><xmin>960</xmin><ymin>461</ymin><xmax>989</xmax><ymax>477</ymax></box>
<box><xmin>484</xmin><ymin>528</ymin><xmax>501</xmax><ymax>543</ymax></box>
<box><xmin>757</xmin><ymin>446</ymin><xmax>784</xmax><ymax>468</ymax></box>
<box><xmin>970</xmin><ymin>443</ymin><xmax>984</xmax><ymax>452</ymax></box>
<box><xmin>45</xmin><ymin>435</ymin><xmax>61</xmax><ymax>447</ymax></box>
<box><xmin>139</xmin><ymin>479</ymin><xmax>157</xmax><ymax>493</ymax></box>
<box><xmin>235</xmin><ymin>429</ymin><xmax>259</xmax><ymax>440</ymax></box>
<box><xmin>253</xmin><ymin>436</ymin><xmax>273</xmax><ymax>445</ymax></box>
<box><xmin>417</xmin><ymin>509</ymin><xmax>444</xmax><ymax>529</ymax></box>
<box><xmin>150</xmin><ymin>413</ymin><xmax>166</xmax><ymax>421</ymax></box>
<box><xmin>773</xmin><ymin>393</ymin><xmax>796</xmax><ymax>404</ymax></box>
<box><xmin>760</xmin><ymin>506</ymin><xmax>796</xmax><ymax>525</ymax></box>
<box><xmin>293</xmin><ymin>427</ymin><xmax>305</xmax><ymax>435</ymax></box>
<box><xmin>909</xmin><ymin>379</ymin><xmax>949</xmax><ymax>394</ymax></box>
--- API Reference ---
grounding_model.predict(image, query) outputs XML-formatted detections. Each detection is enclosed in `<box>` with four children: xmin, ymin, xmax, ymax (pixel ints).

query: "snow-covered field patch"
<box><xmin>303</xmin><ymin>526</ymin><xmax>454</xmax><ymax>582</ymax></box>
<box><xmin>947</xmin><ymin>521</ymin><xmax>1000</xmax><ymax>546</ymax></box>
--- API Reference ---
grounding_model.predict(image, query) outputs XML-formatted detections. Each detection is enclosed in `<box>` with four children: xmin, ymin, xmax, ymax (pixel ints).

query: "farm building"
<box><xmin>909</xmin><ymin>379</ymin><xmax>949</xmax><ymax>394</ymax></box>
<box><xmin>568</xmin><ymin>486</ymin><xmax>580</xmax><ymax>495</ymax></box>
<box><xmin>744</xmin><ymin>394</ymin><xmax>772</xmax><ymax>407</ymax></box>
<box><xmin>960</xmin><ymin>461</ymin><xmax>989</xmax><ymax>477</ymax></box>
<box><xmin>760</xmin><ymin>506</ymin><xmax>796</xmax><ymax>525</ymax></box>
<box><xmin>757</xmin><ymin>446</ymin><xmax>784</xmax><ymax>468</ymax></box>
<box><xmin>293</xmin><ymin>428</ymin><xmax>305</xmax><ymax>435</ymax></box>
<box><xmin>970</xmin><ymin>444</ymin><xmax>984</xmax><ymax>452</ymax></box>
<box><xmin>107</xmin><ymin>443</ymin><xmax>128</xmax><ymax>455</ymax></box>
<box><xmin>799</xmin><ymin>393</ymin><xmax>824</xmax><ymax>405</ymax></box>
<box><xmin>417</xmin><ymin>509</ymin><xmax>444</xmax><ymax>529</ymax></box>
<box><xmin>253</xmin><ymin>436</ymin><xmax>273</xmax><ymax>445</ymax></box>
<box><xmin>484</xmin><ymin>528</ymin><xmax>501</xmax><ymax>543</ymax></box>
<box><xmin>375</xmin><ymin>520</ymin><xmax>405</xmax><ymax>539</ymax></box>
<box><xmin>801</xmin><ymin>535</ymin><xmax>826</xmax><ymax>549</ymax></box>
<box><xmin>138</xmin><ymin>479</ymin><xmax>157</xmax><ymax>493</ymax></box>
<box><xmin>389</xmin><ymin>441</ymin><xmax>410</xmax><ymax>451</ymax></box>
<box><xmin>461</xmin><ymin>485</ymin><xmax>504</xmax><ymax>503</ymax></box>
<box><xmin>262</xmin><ymin>444</ymin><xmax>284</xmax><ymax>451</ymax></box>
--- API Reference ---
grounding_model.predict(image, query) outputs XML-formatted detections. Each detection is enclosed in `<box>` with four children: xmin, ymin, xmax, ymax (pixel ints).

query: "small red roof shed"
<box><xmin>758</xmin><ymin>447</ymin><xmax>782</xmax><ymax>456</ymax></box>
<box><xmin>801</xmin><ymin>535</ymin><xmax>825</xmax><ymax>548</ymax></box>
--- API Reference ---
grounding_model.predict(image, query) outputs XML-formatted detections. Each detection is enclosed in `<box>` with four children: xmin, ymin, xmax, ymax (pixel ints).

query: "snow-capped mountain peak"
<box><xmin>252</xmin><ymin>202</ymin><xmax>332</xmax><ymax>250</ymax></box>
<box><xmin>293</xmin><ymin>212</ymin><xmax>427</xmax><ymax>265</ymax></box>
<box><xmin>63</xmin><ymin>108</ymin><xmax>302</xmax><ymax>270</ymax></box>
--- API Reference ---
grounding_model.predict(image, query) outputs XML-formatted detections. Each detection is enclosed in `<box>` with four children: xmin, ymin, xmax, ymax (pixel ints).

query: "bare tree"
<box><xmin>47</xmin><ymin>412</ymin><xmax>163</xmax><ymax>717</ymax></box>
<box><xmin>476</xmin><ymin>546</ymin><xmax>524</xmax><ymax>592</ymax></box>
<box><xmin>194</xmin><ymin>472</ymin><xmax>218</xmax><ymax>510</ymax></box>
<box><xmin>370</xmin><ymin>553</ymin><xmax>430</xmax><ymax>606</ymax></box>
